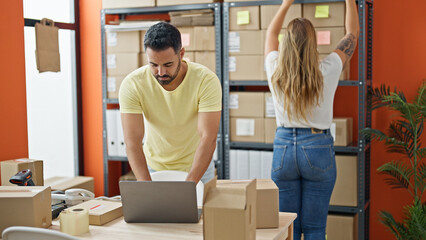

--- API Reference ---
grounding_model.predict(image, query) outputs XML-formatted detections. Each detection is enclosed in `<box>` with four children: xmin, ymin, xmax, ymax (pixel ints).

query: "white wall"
<box><xmin>24</xmin><ymin>0</ymin><xmax>77</xmax><ymax>179</ymax></box>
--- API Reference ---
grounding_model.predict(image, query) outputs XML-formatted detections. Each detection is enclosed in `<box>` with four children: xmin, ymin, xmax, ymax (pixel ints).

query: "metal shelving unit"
<box><xmin>101</xmin><ymin>3</ymin><xmax>224</xmax><ymax>196</ymax></box>
<box><xmin>222</xmin><ymin>1</ymin><xmax>372</xmax><ymax>239</ymax></box>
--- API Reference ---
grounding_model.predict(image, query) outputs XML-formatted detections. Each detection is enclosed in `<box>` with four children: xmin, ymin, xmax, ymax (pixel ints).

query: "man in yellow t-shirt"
<box><xmin>119</xmin><ymin>22</ymin><xmax>222</xmax><ymax>184</ymax></box>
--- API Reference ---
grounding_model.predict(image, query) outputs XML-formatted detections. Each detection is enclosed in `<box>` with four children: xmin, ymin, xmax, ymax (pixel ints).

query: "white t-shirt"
<box><xmin>265</xmin><ymin>51</ymin><xmax>342</xmax><ymax>129</ymax></box>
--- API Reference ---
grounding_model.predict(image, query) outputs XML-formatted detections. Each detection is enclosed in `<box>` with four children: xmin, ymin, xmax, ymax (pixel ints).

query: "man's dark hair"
<box><xmin>144</xmin><ymin>22</ymin><xmax>182</xmax><ymax>54</ymax></box>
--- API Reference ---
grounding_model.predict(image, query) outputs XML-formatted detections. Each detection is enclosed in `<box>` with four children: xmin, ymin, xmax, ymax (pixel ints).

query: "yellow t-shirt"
<box><xmin>119</xmin><ymin>61</ymin><xmax>222</xmax><ymax>172</ymax></box>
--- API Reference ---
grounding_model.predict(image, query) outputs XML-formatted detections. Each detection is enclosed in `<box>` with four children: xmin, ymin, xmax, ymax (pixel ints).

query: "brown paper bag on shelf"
<box><xmin>35</xmin><ymin>18</ymin><xmax>60</xmax><ymax>73</ymax></box>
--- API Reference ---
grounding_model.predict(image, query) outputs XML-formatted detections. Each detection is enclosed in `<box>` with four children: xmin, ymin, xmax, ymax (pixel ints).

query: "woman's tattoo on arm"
<box><xmin>336</xmin><ymin>33</ymin><xmax>357</xmax><ymax>57</ymax></box>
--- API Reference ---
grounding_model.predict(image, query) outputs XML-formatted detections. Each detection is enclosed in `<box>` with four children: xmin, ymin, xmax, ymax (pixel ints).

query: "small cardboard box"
<box><xmin>157</xmin><ymin>0</ymin><xmax>222</xmax><ymax>6</ymax></box>
<box><xmin>178</xmin><ymin>27</ymin><xmax>195</xmax><ymax>51</ymax></box>
<box><xmin>139</xmin><ymin>52</ymin><xmax>148</xmax><ymax>67</ymax></box>
<box><xmin>264</xmin><ymin>118</ymin><xmax>277</xmax><ymax>144</ymax></box>
<box><xmin>107</xmin><ymin>52</ymin><xmax>139</xmax><ymax>76</ymax></box>
<box><xmin>229</xmin><ymin>55</ymin><xmax>266</xmax><ymax>81</ymax></box>
<box><xmin>107</xmin><ymin>75</ymin><xmax>126</xmax><ymax>99</ymax></box>
<box><xmin>264</xmin><ymin>92</ymin><xmax>275</xmax><ymax>118</ymax></box>
<box><xmin>260</xmin><ymin>4</ymin><xmax>302</xmax><ymax>29</ymax></box>
<box><xmin>230</xmin><ymin>6</ymin><xmax>260</xmax><ymax>31</ymax></box>
<box><xmin>194</xmin><ymin>26</ymin><xmax>215</xmax><ymax>51</ymax></box>
<box><xmin>303</xmin><ymin>2</ymin><xmax>345</xmax><ymax>27</ymax></box>
<box><xmin>106</xmin><ymin>31</ymin><xmax>140</xmax><ymax>53</ymax></box>
<box><xmin>44</xmin><ymin>176</ymin><xmax>95</xmax><ymax>193</ymax></box>
<box><xmin>67</xmin><ymin>199</ymin><xmax>123</xmax><ymax>226</ymax></box>
<box><xmin>0</xmin><ymin>186</ymin><xmax>52</xmax><ymax>233</ymax></box>
<box><xmin>332</xmin><ymin>117</ymin><xmax>353</xmax><ymax>146</ymax></box>
<box><xmin>229</xmin><ymin>92</ymin><xmax>264</xmax><ymax>118</ymax></box>
<box><xmin>326</xmin><ymin>214</ymin><xmax>358</xmax><ymax>240</ymax></box>
<box><xmin>203</xmin><ymin>178</ymin><xmax>256</xmax><ymax>240</ymax></box>
<box><xmin>1</xmin><ymin>159</ymin><xmax>44</xmax><ymax>186</ymax></box>
<box><xmin>231</xmin><ymin>117</ymin><xmax>265</xmax><ymax>143</ymax></box>
<box><xmin>102</xmin><ymin>0</ymin><xmax>155</xmax><ymax>9</ymax></box>
<box><xmin>194</xmin><ymin>51</ymin><xmax>216</xmax><ymax>73</ymax></box>
<box><xmin>315</xmin><ymin>27</ymin><xmax>345</xmax><ymax>54</ymax></box>
<box><xmin>228</xmin><ymin>30</ymin><xmax>263</xmax><ymax>55</ymax></box>
<box><xmin>330</xmin><ymin>155</ymin><xmax>357</xmax><ymax>207</ymax></box>
<box><xmin>217</xmin><ymin>179</ymin><xmax>279</xmax><ymax>229</ymax></box>
<box><xmin>139</xmin><ymin>30</ymin><xmax>147</xmax><ymax>52</ymax></box>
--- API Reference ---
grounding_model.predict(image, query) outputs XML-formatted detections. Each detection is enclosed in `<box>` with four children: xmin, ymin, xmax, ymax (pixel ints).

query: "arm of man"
<box><xmin>264</xmin><ymin>0</ymin><xmax>294</xmax><ymax>56</ymax></box>
<box><xmin>186</xmin><ymin>111</ymin><xmax>221</xmax><ymax>183</ymax></box>
<box><xmin>121</xmin><ymin>113</ymin><xmax>152</xmax><ymax>181</ymax></box>
<box><xmin>334</xmin><ymin>0</ymin><xmax>360</xmax><ymax>67</ymax></box>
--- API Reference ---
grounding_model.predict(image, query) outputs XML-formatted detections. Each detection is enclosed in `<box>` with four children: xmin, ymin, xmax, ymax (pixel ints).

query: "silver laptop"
<box><xmin>119</xmin><ymin>181</ymin><xmax>201</xmax><ymax>223</ymax></box>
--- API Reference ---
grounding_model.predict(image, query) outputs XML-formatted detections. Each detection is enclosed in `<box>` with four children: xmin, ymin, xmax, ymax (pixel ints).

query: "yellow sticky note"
<box><xmin>317</xmin><ymin>31</ymin><xmax>331</xmax><ymax>45</ymax></box>
<box><xmin>237</xmin><ymin>11</ymin><xmax>250</xmax><ymax>25</ymax></box>
<box><xmin>315</xmin><ymin>5</ymin><xmax>329</xmax><ymax>18</ymax></box>
<box><xmin>278</xmin><ymin>34</ymin><xmax>284</xmax><ymax>42</ymax></box>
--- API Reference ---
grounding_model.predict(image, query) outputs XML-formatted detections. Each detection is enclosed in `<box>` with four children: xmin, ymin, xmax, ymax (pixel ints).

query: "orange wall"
<box><xmin>0</xmin><ymin>1</ymin><xmax>28</xmax><ymax>167</ymax></box>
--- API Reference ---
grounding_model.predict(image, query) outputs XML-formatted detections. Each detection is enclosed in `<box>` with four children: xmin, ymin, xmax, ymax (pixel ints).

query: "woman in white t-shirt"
<box><xmin>264</xmin><ymin>0</ymin><xmax>359</xmax><ymax>239</ymax></box>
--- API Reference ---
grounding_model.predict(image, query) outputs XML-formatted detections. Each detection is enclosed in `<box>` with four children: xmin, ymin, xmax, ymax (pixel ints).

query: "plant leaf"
<box><xmin>378</xmin><ymin>161</ymin><xmax>413</xmax><ymax>189</ymax></box>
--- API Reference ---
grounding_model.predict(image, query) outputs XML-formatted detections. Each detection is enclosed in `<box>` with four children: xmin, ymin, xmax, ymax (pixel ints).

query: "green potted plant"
<box><xmin>361</xmin><ymin>82</ymin><xmax>425</xmax><ymax>240</ymax></box>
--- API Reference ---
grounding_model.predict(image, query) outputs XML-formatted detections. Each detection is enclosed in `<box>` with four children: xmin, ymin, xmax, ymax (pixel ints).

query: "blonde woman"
<box><xmin>264</xmin><ymin>0</ymin><xmax>359</xmax><ymax>239</ymax></box>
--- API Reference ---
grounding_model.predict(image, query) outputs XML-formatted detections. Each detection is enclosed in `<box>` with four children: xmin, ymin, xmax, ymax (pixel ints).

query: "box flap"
<box><xmin>0</xmin><ymin>186</ymin><xmax>50</xmax><ymax>197</ymax></box>
<box><xmin>204</xmin><ymin>187</ymin><xmax>247</xmax><ymax>210</ymax></box>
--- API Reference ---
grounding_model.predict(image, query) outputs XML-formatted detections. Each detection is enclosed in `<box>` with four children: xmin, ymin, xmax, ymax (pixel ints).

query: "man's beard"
<box><xmin>155</xmin><ymin>59</ymin><xmax>181</xmax><ymax>85</ymax></box>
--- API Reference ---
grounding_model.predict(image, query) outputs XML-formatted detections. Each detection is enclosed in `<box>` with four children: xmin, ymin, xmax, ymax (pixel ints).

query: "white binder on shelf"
<box><xmin>106</xmin><ymin>109</ymin><xmax>118</xmax><ymax>156</ymax></box>
<box><xmin>261</xmin><ymin>151</ymin><xmax>273</xmax><ymax>179</ymax></box>
<box><xmin>249</xmin><ymin>150</ymin><xmax>262</xmax><ymax>179</ymax></box>
<box><xmin>236</xmin><ymin>150</ymin><xmax>249</xmax><ymax>179</ymax></box>
<box><xmin>116</xmin><ymin>110</ymin><xmax>126</xmax><ymax>157</ymax></box>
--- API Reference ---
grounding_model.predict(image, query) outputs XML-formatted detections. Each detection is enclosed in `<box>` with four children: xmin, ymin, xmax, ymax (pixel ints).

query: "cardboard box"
<box><xmin>157</xmin><ymin>0</ymin><xmax>222</xmax><ymax>6</ymax></box>
<box><xmin>0</xmin><ymin>186</ymin><xmax>52</xmax><ymax>233</ymax></box>
<box><xmin>260</xmin><ymin>29</ymin><xmax>286</xmax><ymax>54</ymax></box>
<box><xmin>330</xmin><ymin>155</ymin><xmax>357</xmax><ymax>206</ymax></box>
<box><xmin>229</xmin><ymin>92</ymin><xmax>264</xmax><ymax>118</ymax></box>
<box><xmin>203</xmin><ymin>178</ymin><xmax>256</xmax><ymax>240</ymax></box>
<box><xmin>260</xmin><ymin>4</ymin><xmax>302</xmax><ymax>29</ymax></box>
<box><xmin>178</xmin><ymin>27</ymin><xmax>195</xmax><ymax>51</ymax></box>
<box><xmin>230</xmin><ymin>6</ymin><xmax>260</xmax><ymax>31</ymax></box>
<box><xmin>44</xmin><ymin>176</ymin><xmax>95</xmax><ymax>193</ymax></box>
<box><xmin>103</xmin><ymin>0</ymin><xmax>155</xmax><ymax>9</ymax></box>
<box><xmin>107</xmin><ymin>53</ymin><xmax>139</xmax><ymax>76</ymax></box>
<box><xmin>320</xmin><ymin>54</ymin><xmax>350</xmax><ymax>80</ymax></box>
<box><xmin>67</xmin><ymin>199</ymin><xmax>123</xmax><ymax>226</ymax></box>
<box><xmin>139</xmin><ymin>30</ymin><xmax>147</xmax><ymax>52</ymax></box>
<box><xmin>107</xmin><ymin>75</ymin><xmax>126</xmax><ymax>99</ymax></box>
<box><xmin>264</xmin><ymin>118</ymin><xmax>277</xmax><ymax>144</ymax></box>
<box><xmin>194</xmin><ymin>51</ymin><xmax>216</xmax><ymax>73</ymax></box>
<box><xmin>183</xmin><ymin>51</ymin><xmax>195</xmax><ymax>63</ymax></box>
<box><xmin>316</xmin><ymin>27</ymin><xmax>345</xmax><ymax>54</ymax></box>
<box><xmin>326</xmin><ymin>214</ymin><xmax>358</xmax><ymax>240</ymax></box>
<box><xmin>332</xmin><ymin>117</ymin><xmax>353</xmax><ymax>146</ymax></box>
<box><xmin>231</xmin><ymin>117</ymin><xmax>265</xmax><ymax>143</ymax></box>
<box><xmin>217</xmin><ymin>179</ymin><xmax>279</xmax><ymax>229</ymax></box>
<box><xmin>229</xmin><ymin>30</ymin><xmax>262</xmax><ymax>55</ymax></box>
<box><xmin>106</xmin><ymin>31</ymin><xmax>140</xmax><ymax>53</ymax></box>
<box><xmin>264</xmin><ymin>92</ymin><xmax>275</xmax><ymax>118</ymax></box>
<box><xmin>119</xmin><ymin>171</ymin><xmax>136</xmax><ymax>181</ymax></box>
<box><xmin>194</xmin><ymin>26</ymin><xmax>215</xmax><ymax>51</ymax></box>
<box><xmin>1</xmin><ymin>159</ymin><xmax>43</xmax><ymax>186</ymax></box>
<box><xmin>303</xmin><ymin>2</ymin><xmax>345</xmax><ymax>27</ymax></box>
<box><xmin>229</xmin><ymin>55</ymin><xmax>267</xmax><ymax>81</ymax></box>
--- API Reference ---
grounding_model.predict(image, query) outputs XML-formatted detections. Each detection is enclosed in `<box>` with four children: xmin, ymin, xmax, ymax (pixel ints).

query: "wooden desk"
<box><xmin>50</xmin><ymin>212</ymin><xmax>296</xmax><ymax>240</ymax></box>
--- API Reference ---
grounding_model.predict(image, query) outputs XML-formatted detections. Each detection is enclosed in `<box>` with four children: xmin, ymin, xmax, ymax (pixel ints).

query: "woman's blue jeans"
<box><xmin>271</xmin><ymin>127</ymin><xmax>336</xmax><ymax>240</ymax></box>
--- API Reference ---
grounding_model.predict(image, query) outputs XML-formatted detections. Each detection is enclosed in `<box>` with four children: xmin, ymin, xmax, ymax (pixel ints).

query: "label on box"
<box><xmin>229</xmin><ymin>94</ymin><xmax>239</xmax><ymax>109</ymax></box>
<box><xmin>228</xmin><ymin>32</ymin><xmax>240</xmax><ymax>52</ymax></box>
<box><xmin>107</xmin><ymin>32</ymin><xmax>118</xmax><ymax>47</ymax></box>
<box><xmin>107</xmin><ymin>77</ymin><xmax>117</xmax><ymax>92</ymax></box>
<box><xmin>229</xmin><ymin>57</ymin><xmax>236</xmax><ymax>72</ymax></box>
<box><xmin>236</xmin><ymin>119</ymin><xmax>255</xmax><ymax>136</ymax></box>
<box><xmin>181</xmin><ymin>33</ymin><xmax>190</xmax><ymax>47</ymax></box>
<box><xmin>107</xmin><ymin>54</ymin><xmax>117</xmax><ymax>69</ymax></box>
<box><xmin>317</xmin><ymin>31</ymin><xmax>331</xmax><ymax>45</ymax></box>
<box><xmin>89</xmin><ymin>204</ymin><xmax>107</xmax><ymax>212</ymax></box>
<box><xmin>265</xmin><ymin>96</ymin><xmax>275</xmax><ymax>117</ymax></box>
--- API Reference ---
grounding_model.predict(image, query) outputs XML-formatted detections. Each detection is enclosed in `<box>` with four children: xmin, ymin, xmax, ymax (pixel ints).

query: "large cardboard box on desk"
<box><xmin>106</xmin><ymin>31</ymin><xmax>140</xmax><ymax>53</ymax></box>
<box><xmin>330</xmin><ymin>155</ymin><xmax>357</xmax><ymax>206</ymax></box>
<box><xmin>229</xmin><ymin>92</ymin><xmax>264</xmax><ymax>118</ymax></box>
<box><xmin>203</xmin><ymin>178</ymin><xmax>256</xmax><ymax>240</ymax></box>
<box><xmin>302</xmin><ymin>2</ymin><xmax>345</xmax><ymax>27</ymax></box>
<box><xmin>260</xmin><ymin>4</ymin><xmax>302</xmax><ymax>29</ymax></box>
<box><xmin>217</xmin><ymin>179</ymin><xmax>279</xmax><ymax>229</ymax></box>
<box><xmin>332</xmin><ymin>117</ymin><xmax>353</xmax><ymax>146</ymax></box>
<box><xmin>44</xmin><ymin>176</ymin><xmax>95</xmax><ymax>193</ymax></box>
<box><xmin>229</xmin><ymin>6</ymin><xmax>260</xmax><ymax>31</ymax></box>
<box><xmin>103</xmin><ymin>0</ymin><xmax>155</xmax><ymax>9</ymax></box>
<box><xmin>67</xmin><ymin>199</ymin><xmax>123</xmax><ymax>226</ymax></box>
<box><xmin>1</xmin><ymin>158</ymin><xmax>44</xmax><ymax>186</ymax></box>
<box><xmin>0</xmin><ymin>186</ymin><xmax>52</xmax><ymax>234</ymax></box>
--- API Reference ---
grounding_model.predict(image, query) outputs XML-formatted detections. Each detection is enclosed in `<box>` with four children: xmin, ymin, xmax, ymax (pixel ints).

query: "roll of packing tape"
<box><xmin>60</xmin><ymin>208</ymin><xmax>90</xmax><ymax>235</ymax></box>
